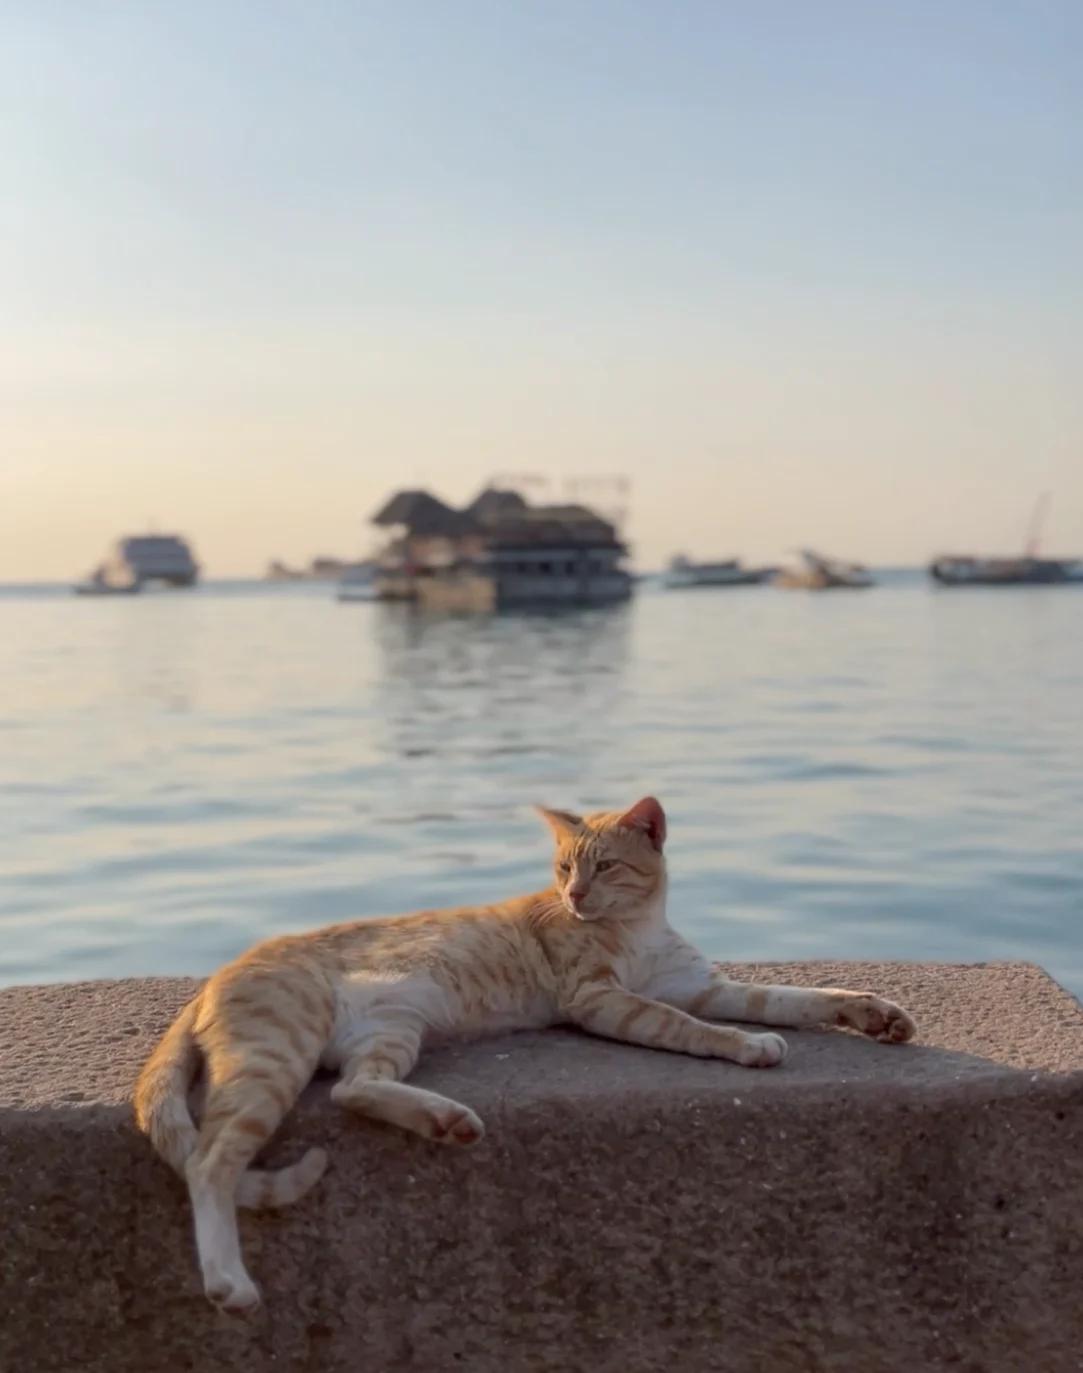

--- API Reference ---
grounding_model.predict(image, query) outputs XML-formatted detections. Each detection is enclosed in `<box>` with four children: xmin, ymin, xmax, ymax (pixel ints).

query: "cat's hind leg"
<box><xmin>188</xmin><ymin>985</ymin><xmax>329</xmax><ymax>1312</ymax></box>
<box><xmin>331</xmin><ymin>1016</ymin><xmax>484</xmax><ymax>1145</ymax></box>
<box><xmin>188</xmin><ymin>1073</ymin><xmax>311</xmax><ymax>1312</ymax></box>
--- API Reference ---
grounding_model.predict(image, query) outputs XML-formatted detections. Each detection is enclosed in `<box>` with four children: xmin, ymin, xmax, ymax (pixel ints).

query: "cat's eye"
<box><xmin>595</xmin><ymin>860</ymin><xmax>616</xmax><ymax>872</ymax></box>
<box><xmin>558</xmin><ymin>860</ymin><xmax>571</xmax><ymax>873</ymax></box>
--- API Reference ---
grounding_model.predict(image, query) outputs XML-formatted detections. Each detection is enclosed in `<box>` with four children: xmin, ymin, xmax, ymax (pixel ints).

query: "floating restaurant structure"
<box><xmin>367</xmin><ymin>486</ymin><xmax>633</xmax><ymax>610</ymax></box>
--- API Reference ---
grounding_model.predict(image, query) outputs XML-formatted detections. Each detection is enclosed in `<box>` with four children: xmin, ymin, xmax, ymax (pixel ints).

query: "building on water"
<box><xmin>368</xmin><ymin>485</ymin><xmax>633</xmax><ymax>610</ymax></box>
<box><xmin>265</xmin><ymin>556</ymin><xmax>364</xmax><ymax>582</ymax></box>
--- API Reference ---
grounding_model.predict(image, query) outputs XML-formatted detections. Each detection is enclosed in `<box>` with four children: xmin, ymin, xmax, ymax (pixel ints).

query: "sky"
<box><xmin>3</xmin><ymin>0</ymin><xmax>1081</xmax><ymax>578</ymax></box>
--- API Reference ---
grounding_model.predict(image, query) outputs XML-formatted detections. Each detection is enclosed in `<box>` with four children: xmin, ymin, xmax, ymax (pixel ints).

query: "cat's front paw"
<box><xmin>739</xmin><ymin>1031</ymin><xmax>788</xmax><ymax>1068</ymax></box>
<box><xmin>425</xmin><ymin>1103</ymin><xmax>486</xmax><ymax>1146</ymax></box>
<box><xmin>836</xmin><ymin>995</ymin><xmax>916</xmax><ymax>1044</ymax></box>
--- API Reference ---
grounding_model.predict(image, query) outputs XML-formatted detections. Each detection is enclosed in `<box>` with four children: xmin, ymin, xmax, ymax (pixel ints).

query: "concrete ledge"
<box><xmin>1</xmin><ymin>961</ymin><xmax>1082</xmax><ymax>1373</ymax></box>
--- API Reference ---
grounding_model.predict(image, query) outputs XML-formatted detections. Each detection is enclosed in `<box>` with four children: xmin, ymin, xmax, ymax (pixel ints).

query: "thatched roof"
<box><xmin>370</xmin><ymin>490</ymin><xmax>478</xmax><ymax>537</ymax></box>
<box><xmin>466</xmin><ymin>488</ymin><xmax>529</xmax><ymax>525</ymax></box>
<box><xmin>370</xmin><ymin>487</ymin><xmax>623</xmax><ymax>551</ymax></box>
<box><xmin>486</xmin><ymin>503</ymin><xmax>622</xmax><ymax>550</ymax></box>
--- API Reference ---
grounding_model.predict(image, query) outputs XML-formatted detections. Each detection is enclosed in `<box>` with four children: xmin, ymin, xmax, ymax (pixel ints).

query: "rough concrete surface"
<box><xmin>0</xmin><ymin>962</ymin><xmax>1081</xmax><ymax>1373</ymax></box>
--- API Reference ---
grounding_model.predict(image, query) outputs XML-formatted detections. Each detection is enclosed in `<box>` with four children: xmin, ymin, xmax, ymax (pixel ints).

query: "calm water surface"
<box><xmin>2</xmin><ymin>578</ymin><xmax>1081</xmax><ymax>999</ymax></box>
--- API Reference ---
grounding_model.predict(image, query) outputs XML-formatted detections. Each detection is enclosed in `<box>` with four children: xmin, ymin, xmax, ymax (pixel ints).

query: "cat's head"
<box><xmin>535</xmin><ymin>796</ymin><xmax>667</xmax><ymax>921</ymax></box>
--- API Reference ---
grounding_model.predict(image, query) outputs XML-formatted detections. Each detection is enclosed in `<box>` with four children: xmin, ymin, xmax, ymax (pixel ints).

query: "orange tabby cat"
<box><xmin>135</xmin><ymin>796</ymin><xmax>915</xmax><ymax>1312</ymax></box>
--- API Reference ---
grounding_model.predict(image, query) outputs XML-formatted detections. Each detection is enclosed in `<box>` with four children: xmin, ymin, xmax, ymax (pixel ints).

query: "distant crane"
<box><xmin>487</xmin><ymin>472</ymin><xmax>552</xmax><ymax>500</ymax></box>
<box><xmin>1024</xmin><ymin>492</ymin><xmax>1051</xmax><ymax>558</ymax></box>
<box><xmin>484</xmin><ymin>471</ymin><xmax>632</xmax><ymax>538</ymax></box>
<box><xmin>563</xmin><ymin>475</ymin><xmax>631</xmax><ymax>536</ymax></box>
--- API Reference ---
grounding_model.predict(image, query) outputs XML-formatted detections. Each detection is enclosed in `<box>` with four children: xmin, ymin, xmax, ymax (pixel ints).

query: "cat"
<box><xmin>134</xmin><ymin>795</ymin><xmax>915</xmax><ymax>1313</ymax></box>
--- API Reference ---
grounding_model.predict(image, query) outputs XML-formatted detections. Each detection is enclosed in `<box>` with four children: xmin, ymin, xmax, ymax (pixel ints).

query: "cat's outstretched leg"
<box><xmin>331</xmin><ymin>1016</ymin><xmax>484</xmax><ymax>1144</ymax></box>
<box><xmin>650</xmin><ymin>961</ymin><xmax>916</xmax><ymax>1043</ymax></box>
<box><xmin>563</xmin><ymin>977</ymin><xmax>787</xmax><ymax>1066</ymax></box>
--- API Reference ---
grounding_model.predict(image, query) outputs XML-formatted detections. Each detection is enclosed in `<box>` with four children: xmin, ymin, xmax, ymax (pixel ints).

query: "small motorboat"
<box><xmin>335</xmin><ymin>562</ymin><xmax>379</xmax><ymax>603</ymax></box>
<box><xmin>774</xmin><ymin>550</ymin><xmax>874</xmax><ymax>590</ymax></box>
<box><xmin>663</xmin><ymin>555</ymin><xmax>776</xmax><ymax>589</ymax></box>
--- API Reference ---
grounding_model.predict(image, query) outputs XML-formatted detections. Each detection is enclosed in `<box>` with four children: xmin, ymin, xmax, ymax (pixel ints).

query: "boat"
<box><xmin>774</xmin><ymin>550</ymin><xmax>874</xmax><ymax>590</ymax></box>
<box><xmin>930</xmin><ymin>556</ymin><xmax>1083</xmax><ymax>586</ymax></box>
<box><xmin>73</xmin><ymin>533</ymin><xmax>199</xmax><ymax>594</ymax></box>
<box><xmin>335</xmin><ymin>563</ymin><xmax>379</xmax><ymax>602</ymax></box>
<box><xmin>663</xmin><ymin>555</ymin><xmax>775</xmax><ymax>589</ymax></box>
<box><xmin>929</xmin><ymin>495</ymin><xmax>1083</xmax><ymax>586</ymax></box>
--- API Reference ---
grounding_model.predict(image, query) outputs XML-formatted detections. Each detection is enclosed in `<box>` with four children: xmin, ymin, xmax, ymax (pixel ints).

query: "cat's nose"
<box><xmin>568</xmin><ymin>886</ymin><xmax>589</xmax><ymax>902</ymax></box>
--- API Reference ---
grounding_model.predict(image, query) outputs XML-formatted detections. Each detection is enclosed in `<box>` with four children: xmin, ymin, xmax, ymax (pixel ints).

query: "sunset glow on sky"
<box><xmin>5</xmin><ymin>1</ymin><xmax>1080</xmax><ymax>578</ymax></box>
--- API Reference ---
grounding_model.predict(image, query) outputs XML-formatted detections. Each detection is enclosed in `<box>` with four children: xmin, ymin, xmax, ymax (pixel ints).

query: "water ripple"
<box><xmin>0</xmin><ymin>579</ymin><xmax>1081</xmax><ymax>1000</ymax></box>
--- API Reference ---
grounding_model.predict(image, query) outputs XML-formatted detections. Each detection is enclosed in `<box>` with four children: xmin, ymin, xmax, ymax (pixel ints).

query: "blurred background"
<box><xmin>2</xmin><ymin>3</ymin><xmax>1080</xmax><ymax>995</ymax></box>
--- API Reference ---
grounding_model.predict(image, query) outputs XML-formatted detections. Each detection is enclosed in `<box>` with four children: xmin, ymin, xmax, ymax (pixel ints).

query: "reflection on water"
<box><xmin>371</xmin><ymin>605</ymin><xmax>631</xmax><ymax>796</ymax></box>
<box><xmin>0</xmin><ymin>579</ymin><xmax>1081</xmax><ymax>1001</ymax></box>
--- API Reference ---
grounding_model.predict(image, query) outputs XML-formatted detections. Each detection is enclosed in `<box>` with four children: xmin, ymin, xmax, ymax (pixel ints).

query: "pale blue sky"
<box><xmin>4</xmin><ymin>1</ymin><xmax>1081</xmax><ymax>576</ymax></box>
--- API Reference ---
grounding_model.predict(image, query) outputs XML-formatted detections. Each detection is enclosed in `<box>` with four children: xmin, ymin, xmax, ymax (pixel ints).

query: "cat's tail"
<box><xmin>133</xmin><ymin>995</ymin><xmax>328</xmax><ymax>1211</ymax></box>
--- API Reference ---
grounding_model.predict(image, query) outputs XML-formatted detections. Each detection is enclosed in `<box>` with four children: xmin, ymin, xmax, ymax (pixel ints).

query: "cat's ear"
<box><xmin>534</xmin><ymin>805</ymin><xmax>582</xmax><ymax>840</ymax></box>
<box><xmin>617</xmin><ymin>796</ymin><xmax>667</xmax><ymax>851</ymax></box>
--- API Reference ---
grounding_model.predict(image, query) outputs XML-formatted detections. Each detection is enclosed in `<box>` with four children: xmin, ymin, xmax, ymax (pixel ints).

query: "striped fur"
<box><xmin>134</xmin><ymin>794</ymin><xmax>916</xmax><ymax>1312</ymax></box>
